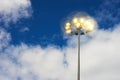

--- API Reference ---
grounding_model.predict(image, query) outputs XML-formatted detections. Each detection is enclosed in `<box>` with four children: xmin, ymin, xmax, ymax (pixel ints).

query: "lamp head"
<box><xmin>83</xmin><ymin>19</ymin><xmax>97</xmax><ymax>33</ymax></box>
<box><xmin>64</xmin><ymin>12</ymin><xmax>98</xmax><ymax>35</ymax></box>
<box><xmin>65</xmin><ymin>29</ymin><xmax>72</xmax><ymax>34</ymax></box>
<box><xmin>72</xmin><ymin>17</ymin><xmax>85</xmax><ymax>30</ymax></box>
<box><xmin>65</xmin><ymin>23</ymin><xmax>71</xmax><ymax>30</ymax></box>
<box><xmin>66</xmin><ymin>22</ymin><xmax>71</xmax><ymax>27</ymax></box>
<box><xmin>79</xmin><ymin>17</ymin><xmax>86</xmax><ymax>25</ymax></box>
<box><xmin>73</xmin><ymin>18</ymin><xmax>78</xmax><ymax>24</ymax></box>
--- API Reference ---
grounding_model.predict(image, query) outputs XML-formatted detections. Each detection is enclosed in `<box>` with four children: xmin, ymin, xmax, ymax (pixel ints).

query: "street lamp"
<box><xmin>64</xmin><ymin>14</ymin><xmax>97</xmax><ymax>80</ymax></box>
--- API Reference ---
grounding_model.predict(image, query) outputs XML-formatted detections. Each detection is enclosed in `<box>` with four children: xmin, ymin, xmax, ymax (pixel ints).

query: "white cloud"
<box><xmin>0</xmin><ymin>0</ymin><xmax>120</xmax><ymax>79</ymax></box>
<box><xmin>0</xmin><ymin>24</ymin><xmax>120</xmax><ymax>80</ymax></box>
<box><xmin>0</xmin><ymin>28</ymin><xmax>10</xmax><ymax>51</ymax></box>
<box><xmin>0</xmin><ymin>0</ymin><xmax>32</xmax><ymax>24</ymax></box>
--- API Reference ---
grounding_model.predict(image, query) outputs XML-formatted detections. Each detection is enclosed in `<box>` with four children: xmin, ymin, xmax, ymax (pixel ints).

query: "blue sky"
<box><xmin>0</xmin><ymin>0</ymin><xmax>120</xmax><ymax>80</ymax></box>
<box><xmin>1</xmin><ymin>0</ymin><xmax>119</xmax><ymax>47</ymax></box>
<box><xmin>4</xmin><ymin>0</ymin><xmax>105</xmax><ymax>47</ymax></box>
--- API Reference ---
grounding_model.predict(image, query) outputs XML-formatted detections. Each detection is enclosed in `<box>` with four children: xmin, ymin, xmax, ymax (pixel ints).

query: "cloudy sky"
<box><xmin>0</xmin><ymin>0</ymin><xmax>120</xmax><ymax>80</ymax></box>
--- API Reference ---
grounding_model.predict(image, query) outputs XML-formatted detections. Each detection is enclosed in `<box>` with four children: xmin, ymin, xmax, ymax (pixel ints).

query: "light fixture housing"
<box><xmin>64</xmin><ymin>14</ymin><xmax>97</xmax><ymax>35</ymax></box>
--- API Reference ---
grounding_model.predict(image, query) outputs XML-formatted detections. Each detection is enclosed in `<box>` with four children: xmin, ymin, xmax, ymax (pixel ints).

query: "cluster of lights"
<box><xmin>65</xmin><ymin>16</ymin><xmax>97</xmax><ymax>35</ymax></box>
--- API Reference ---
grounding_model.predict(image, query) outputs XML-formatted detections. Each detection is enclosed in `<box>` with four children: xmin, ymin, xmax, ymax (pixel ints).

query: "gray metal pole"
<box><xmin>78</xmin><ymin>31</ymin><xmax>80</xmax><ymax>80</ymax></box>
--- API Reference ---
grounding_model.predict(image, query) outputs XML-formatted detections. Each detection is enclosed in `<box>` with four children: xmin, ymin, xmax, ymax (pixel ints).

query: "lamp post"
<box><xmin>64</xmin><ymin>15</ymin><xmax>96</xmax><ymax>80</ymax></box>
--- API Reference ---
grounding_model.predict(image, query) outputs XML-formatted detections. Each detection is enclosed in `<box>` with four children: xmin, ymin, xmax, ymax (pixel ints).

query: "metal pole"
<box><xmin>77</xmin><ymin>31</ymin><xmax>80</xmax><ymax>80</ymax></box>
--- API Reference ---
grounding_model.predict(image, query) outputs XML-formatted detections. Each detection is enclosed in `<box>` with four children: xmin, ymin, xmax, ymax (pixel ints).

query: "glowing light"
<box><xmin>66</xmin><ymin>22</ymin><xmax>71</xmax><ymax>27</ymax></box>
<box><xmin>79</xmin><ymin>17</ymin><xmax>86</xmax><ymax>24</ymax></box>
<box><xmin>65</xmin><ymin>25</ymin><xmax>71</xmax><ymax>30</ymax></box>
<box><xmin>75</xmin><ymin>22</ymin><xmax>82</xmax><ymax>30</ymax></box>
<box><xmin>64</xmin><ymin>12</ymin><xmax>98</xmax><ymax>34</ymax></box>
<box><xmin>73</xmin><ymin>18</ymin><xmax>78</xmax><ymax>24</ymax></box>
<box><xmin>84</xmin><ymin>20</ymin><xmax>95</xmax><ymax>33</ymax></box>
<box><xmin>66</xmin><ymin>29</ymin><xmax>72</xmax><ymax>34</ymax></box>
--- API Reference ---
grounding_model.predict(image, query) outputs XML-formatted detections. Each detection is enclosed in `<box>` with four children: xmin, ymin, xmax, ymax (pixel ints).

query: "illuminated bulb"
<box><xmin>75</xmin><ymin>23</ymin><xmax>80</xmax><ymax>30</ymax></box>
<box><xmin>79</xmin><ymin>18</ymin><xmax>85</xmax><ymax>24</ymax></box>
<box><xmin>84</xmin><ymin>21</ymin><xmax>94</xmax><ymax>33</ymax></box>
<box><xmin>73</xmin><ymin>18</ymin><xmax>78</xmax><ymax>24</ymax></box>
<box><xmin>65</xmin><ymin>25</ymin><xmax>71</xmax><ymax>30</ymax></box>
<box><xmin>66</xmin><ymin>22</ymin><xmax>71</xmax><ymax>27</ymax></box>
<box><xmin>75</xmin><ymin>23</ymin><xmax>81</xmax><ymax>30</ymax></box>
<box><xmin>86</xmin><ymin>26</ymin><xmax>94</xmax><ymax>33</ymax></box>
<box><xmin>66</xmin><ymin>29</ymin><xmax>72</xmax><ymax>34</ymax></box>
